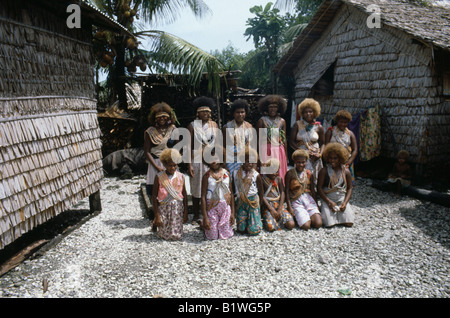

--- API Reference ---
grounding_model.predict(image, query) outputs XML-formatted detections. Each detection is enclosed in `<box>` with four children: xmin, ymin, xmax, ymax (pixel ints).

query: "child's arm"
<box><xmin>277</xmin><ymin>176</ymin><xmax>285</xmax><ymax>212</ymax></box>
<box><xmin>284</xmin><ymin>172</ymin><xmax>294</xmax><ymax>216</ymax></box>
<box><xmin>229</xmin><ymin>172</ymin><xmax>235</xmax><ymax>225</ymax></box>
<box><xmin>277</xmin><ymin>177</ymin><xmax>286</xmax><ymax>209</ymax></box>
<box><xmin>200</xmin><ymin>173</ymin><xmax>210</xmax><ymax>230</ymax></box>
<box><xmin>260</xmin><ymin>178</ymin><xmax>279</xmax><ymax>219</ymax></box>
<box><xmin>256</xmin><ymin>174</ymin><xmax>265</xmax><ymax>208</ymax></box>
<box><xmin>182</xmin><ymin>176</ymin><xmax>189</xmax><ymax>223</ymax></box>
<box><xmin>317</xmin><ymin>168</ymin><xmax>330</xmax><ymax>212</ymax></box>
<box><xmin>389</xmin><ymin>162</ymin><xmax>400</xmax><ymax>178</ymax></box>
<box><xmin>152</xmin><ymin>175</ymin><xmax>162</xmax><ymax>227</ymax></box>
<box><xmin>402</xmin><ymin>164</ymin><xmax>412</xmax><ymax>180</ymax></box>
<box><xmin>317</xmin><ymin>168</ymin><xmax>337</xmax><ymax>212</ymax></box>
<box><xmin>316</xmin><ymin>168</ymin><xmax>328</xmax><ymax>200</ymax></box>
<box><xmin>309</xmin><ymin>173</ymin><xmax>317</xmax><ymax>201</ymax></box>
<box><xmin>340</xmin><ymin>168</ymin><xmax>353</xmax><ymax>212</ymax></box>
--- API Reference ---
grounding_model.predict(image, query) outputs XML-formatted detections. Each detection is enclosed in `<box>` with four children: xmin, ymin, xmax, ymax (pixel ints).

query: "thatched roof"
<box><xmin>37</xmin><ymin>0</ymin><xmax>132</xmax><ymax>36</ymax></box>
<box><xmin>274</xmin><ymin>0</ymin><xmax>450</xmax><ymax>75</ymax></box>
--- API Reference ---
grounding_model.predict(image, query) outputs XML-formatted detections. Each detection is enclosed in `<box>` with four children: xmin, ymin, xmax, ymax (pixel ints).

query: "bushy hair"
<box><xmin>257</xmin><ymin>95</ymin><xmax>287</xmax><ymax>115</ymax></box>
<box><xmin>147</xmin><ymin>102</ymin><xmax>175</xmax><ymax>125</ymax></box>
<box><xmin>292</xmin><ymin>149</ymin><xmax>310</xmax><ymax>161</ymax></box>
<box><xmin>298</xmin><ymin>98</ymin><xmax>321</xmax><ymax>119</ymax></box>
<box><xmin>262</xmin><ymin>158</ymin><xmax>280</xmax><ymax>172</ymax></box>
<box><xmin>160</xmin><ymin>148</ymin><xmax>182</xmax><ymax>165</ymax></box>
<box><xmin>333</xmin><ymin>110</ymin><xmax>352</xmax><ymax>122</ymax></box>
<box><xmin>203</xmin><ymin>145</ymin><xmax>224</xmax><ymax>165</ymax></box>
<box><xmin>322</xmin><ymin>142</ymin><xmax>349</xmax><ymax>165</ymax></box>
<box><xmin>397</xmin><ymin>150</ymin><xmax>410</xmax><ymax>161</ymax></box>
<box><xmin>230</xmin><ymin>99</ymin><xmax>249</xmax><ymax>115</ymax></box>
<box><xmin>244</xmin><ymin>147</ymin><xmax>258</xmax><ymax>162</ymax></box>
<box><xmin>192</xmin><ymin>96</ymin><xmax>215</xmax><ymax>111</ymax></box>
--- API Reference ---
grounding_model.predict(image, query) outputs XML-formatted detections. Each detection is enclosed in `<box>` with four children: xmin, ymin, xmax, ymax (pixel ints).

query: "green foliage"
<box><xmin>89</xmin><ymin>0</ymin><xmax>225</xmax><ymax>109</ymax></box>
<box><xmin>210</xmin><ymin>43</ymin><xmax>246</xmax><ymax>72</ymax></box>
<box><xmin>244</xmin><ymin>2</ymin><xmax>288</xmax><ymax>60</ymax></box>
<box><xmin>239</xmin><ymin>0</ymin><xmax>320</xmax><ymax>93</ymax></box>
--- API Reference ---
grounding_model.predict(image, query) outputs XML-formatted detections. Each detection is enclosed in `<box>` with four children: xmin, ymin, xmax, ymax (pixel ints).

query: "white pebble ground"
<box><xmin>1</xmin><ymin>176</ymin><xmax>449</xmax><ymax>298</ymax></box>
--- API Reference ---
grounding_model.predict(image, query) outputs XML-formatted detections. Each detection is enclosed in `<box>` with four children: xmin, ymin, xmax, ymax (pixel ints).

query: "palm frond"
<box><xmin>137</xmin><ymin>30</ymin><xmax>225</xmax><ymax>93</ymax></box>
<box><xmin>274</xmin><ymin>0</ymin><xmax>296</xmax><ymax>11</ymax></box>
<box><xmin>284</xmin><ymin>23</ymin><xmax>308</xmax><ymax>42</ymax></box>
<box><xmin>139</xmin><ymin>0</ymin><xmax>212</xmax><ymax>27</ymax></box>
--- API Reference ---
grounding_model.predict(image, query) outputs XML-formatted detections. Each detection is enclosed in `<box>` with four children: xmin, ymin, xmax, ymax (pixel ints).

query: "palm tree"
<box><xmin>89</xmin><ymin>0</ymin><xmax>224</xmax><ymax>110</ymax></box>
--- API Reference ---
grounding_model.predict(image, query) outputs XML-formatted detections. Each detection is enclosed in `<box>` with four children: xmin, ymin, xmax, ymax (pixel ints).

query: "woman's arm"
<box><xmin>289</xmin><ymin>122</ymin><xmax>299</xmax><ymax>151</ymax></box>
<box><xmin>200</xmin><ymin>173</ymin><xmax>210</xmax><ymax>229</ymax></box>
<box><xmin>187</xmin><ymin>123</ymin><xmax>195</xmax><ymax>177</ymax></box>
<box><xmin>152</xmin><ymin>175</ymin><xmax>162</xmax><ymax>227</ymax></box>
<box><xmin>348</xmin><ymin>130</ymin><xmax>358</xmax><ymax>166</ymax></box>
<box><xmin>144</xmin><ymin>130</ymin><xmax>164</xmax><ymax>172</ymax></box>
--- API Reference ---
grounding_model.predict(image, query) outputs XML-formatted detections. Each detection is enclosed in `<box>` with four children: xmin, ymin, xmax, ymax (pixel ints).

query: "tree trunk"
<box><xmin>115</xmin><ymin>39</ymin><xmax>128</xmax><ymax>110</ymax></box>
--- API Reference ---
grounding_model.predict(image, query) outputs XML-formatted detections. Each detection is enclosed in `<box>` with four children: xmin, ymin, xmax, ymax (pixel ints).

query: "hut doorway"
<box><xmin>309</xmin><ymin>61</ymin><xmax>336</xmax><ymax>114</ymax></box>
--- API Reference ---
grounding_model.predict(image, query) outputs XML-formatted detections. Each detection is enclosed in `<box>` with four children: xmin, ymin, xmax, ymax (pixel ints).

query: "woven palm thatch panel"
<box><xmin>0</xmin><ymin>19</ymin><xmax>94</xmax><ymax>99</ymax></box>
<box><xmin>292</xmin><ymin>3</ymin><xmax>449</xmax><ymax>164</ymax></box>
<box><xmin>0</xmin><ymin>112</ymin><xmax>103</xmax><ymax>249</ymax></box>
<box><xmin>0</xmin><ymin>96</ymin><xmax>96</xmax><ymax>118</ymax></box>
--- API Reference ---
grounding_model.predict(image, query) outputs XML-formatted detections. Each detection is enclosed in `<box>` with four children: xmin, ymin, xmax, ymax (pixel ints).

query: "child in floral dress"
<box><xmin>232</xmin><ymin>147</ymin><xmax>263</xmax><ymax>236</ymax></box>
<box><xmin>201</xmin><ymin>153</ymin><xmax>235</xmax><ymax>240</ymax></box>
<box><xmin>285</xmin><ymin>149</ymin><xmax>322</xmax><ymax>230</ymax></box>
<box><xmin>152</xmin><ymin>149</ymin><xmax>188</xmax><ymax>240</ymax></box>
<box><xmin>260</xmin><ymin>158</ymin><xmax>295</xmax><ymax>231</ymax></box>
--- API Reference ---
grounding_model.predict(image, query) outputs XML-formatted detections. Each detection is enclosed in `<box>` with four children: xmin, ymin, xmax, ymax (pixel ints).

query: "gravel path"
<box><xmin>0</xmin><ymin>175</ymin><xmax>449</xmax><ymax>298</ymax></box>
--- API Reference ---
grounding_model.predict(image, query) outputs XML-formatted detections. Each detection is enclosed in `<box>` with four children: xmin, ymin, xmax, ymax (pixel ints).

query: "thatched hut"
<box><xmin>0</xmin><ymin>0</ymin><xmax>130</xmax><ymax>250</ymax></box>
<box><xmin>273</xmin><ymin>0</ymin><xmax>450</xmax><ymax>178</ymax></box>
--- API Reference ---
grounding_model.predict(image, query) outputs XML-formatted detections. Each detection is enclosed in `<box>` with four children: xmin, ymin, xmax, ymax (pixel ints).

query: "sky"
<box><xmin>153</xmin><ymin>0</ymin><xmax>276</xmax><ymax>54</ymax></box>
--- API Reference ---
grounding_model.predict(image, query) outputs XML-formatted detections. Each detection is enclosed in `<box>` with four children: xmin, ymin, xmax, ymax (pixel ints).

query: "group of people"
<box><xmin>143</xmin><ymin>96</ymin><xmax>359</xmax><ymax>241</ymax></box>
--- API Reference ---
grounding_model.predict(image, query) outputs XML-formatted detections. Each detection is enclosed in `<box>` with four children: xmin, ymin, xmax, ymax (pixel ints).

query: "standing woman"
<box><xmin>144</xmin><ymin>102</ymin><xmax>177</xmax><ymax>209</ymax></box>
<box><xmin>325</xmin><ymin>110</ymin><xmax>357</xmax><ymax>183</ymax></box>
<box><xmin>256</xmin><ymin>95</ymin><xmax>288</xmax><ymax>184</ymax></box>
<box><xmin>289</xmin><ymin>98</ymin><xmax>325</xmax><ymax>185</ymax></box>
<box><xmin>187</xmin><ymin>96</ymin><xmax>219</xmax><ymax>224</ymax></box>
<box><xmin>222</xmin><ymin>99</ymin><xmax>254</xmax><ymax>175</ymax></box>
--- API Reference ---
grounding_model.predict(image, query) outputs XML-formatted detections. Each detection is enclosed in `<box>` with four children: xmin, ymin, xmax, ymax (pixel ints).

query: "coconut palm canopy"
<box><xmin>89</xmin><ymin>0</ymin><xmax>225</xmax><ymax>104</ymax></box>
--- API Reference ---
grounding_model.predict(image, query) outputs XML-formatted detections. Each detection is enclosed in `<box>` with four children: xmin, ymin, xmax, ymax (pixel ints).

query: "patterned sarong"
<box><xmin>236</xmin><ymin>195</ymin><xmax>262</xmax><ymax>236</ymax></box>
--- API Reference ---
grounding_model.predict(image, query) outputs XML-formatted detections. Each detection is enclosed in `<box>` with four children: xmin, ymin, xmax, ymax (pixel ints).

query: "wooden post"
<box><xmin>89</xmin><ymin>190</ymin><xmax>102</xmax><ymax>213</ymax></box>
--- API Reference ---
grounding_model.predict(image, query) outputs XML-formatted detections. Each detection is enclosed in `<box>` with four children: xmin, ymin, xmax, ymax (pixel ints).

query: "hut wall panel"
<box><xmin>293</xmin><ymin>4</ymin><xmax>447</xmax><ymax>164</ymax></box>
<box><xmin>0</xmin><ymin>0</ymin><xmax>103</xmax><ymax>250</ymax></box>
<box><xmin>0</xmin><ymin>112</ymin><xmax>103</xmax><ymax>249</ymax></box>
<box><xmin>0</xmin><ymin>15</ymin><xmax>94</xmax><ymax>99</ymax></box>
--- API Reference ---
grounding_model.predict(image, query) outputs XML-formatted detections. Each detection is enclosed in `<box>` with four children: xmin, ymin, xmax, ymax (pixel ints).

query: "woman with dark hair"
<box><xmin>222</xmin><ymin>99</ymin><xmax>254</xmax><ymax>175</ymax></box>
<box><xmin>256</xmin><ymin>95</ymin><xmax>288</xmax><ymax>184</ymax></box>
<box><xmin>187</xmin><ymin>96</ymin><xmax>219</xmax><ymax>224</ymax></box>
<box><xmin>144</xmin><ymin>102</ymin><xmax>177</xmax><ymax>205</ymax></box>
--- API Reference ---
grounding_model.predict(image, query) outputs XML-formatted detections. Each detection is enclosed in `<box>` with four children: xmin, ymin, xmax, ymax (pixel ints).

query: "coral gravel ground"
<box><xmin>0</xmin><ymin>175</ymin><xmax>448</xmax><ymax>299</ymax></box>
